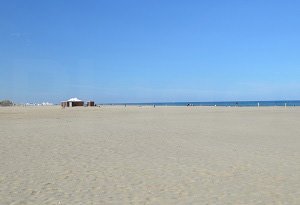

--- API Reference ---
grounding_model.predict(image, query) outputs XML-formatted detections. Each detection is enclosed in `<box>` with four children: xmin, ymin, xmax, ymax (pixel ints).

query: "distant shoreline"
<box><xmin>3</xmin><ymin>100</ymin><xmax>300</xmax><ymax>107</ymax></box>
<box><xmin>99</xmin><ymin>100</ymin><xmax>300</xmax><ymax>107</ymax></box>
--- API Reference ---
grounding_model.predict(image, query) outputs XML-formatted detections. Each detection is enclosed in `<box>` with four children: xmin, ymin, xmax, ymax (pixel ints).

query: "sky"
<box><xmin>1</xmin><ymin>0</ymin><xmax>300</xmax><ymax>103</ymax></box>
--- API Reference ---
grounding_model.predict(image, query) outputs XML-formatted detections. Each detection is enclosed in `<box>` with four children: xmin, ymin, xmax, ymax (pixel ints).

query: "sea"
<box><xmin>110</xmin><ymin>100</ymin><xmax>300</xmax><ymax>107</ymax></box>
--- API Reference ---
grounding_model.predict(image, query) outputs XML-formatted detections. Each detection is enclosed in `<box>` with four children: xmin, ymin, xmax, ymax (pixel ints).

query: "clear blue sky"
<box><xmin>1</xmin><ymin>0</ymin><xmax>300</xmax><ymax>103</ymax></box>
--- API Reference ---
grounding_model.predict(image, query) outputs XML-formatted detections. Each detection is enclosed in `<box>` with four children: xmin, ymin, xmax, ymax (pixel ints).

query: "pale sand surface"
<box><xmin>0</xmin><ymin>106</ymin><xmax>300</xmax><ymax>204</ymax></box>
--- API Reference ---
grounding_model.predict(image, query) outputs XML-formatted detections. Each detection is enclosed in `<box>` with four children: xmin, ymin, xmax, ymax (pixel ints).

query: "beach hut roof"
<box><xmin>67</xmin><ymin>98</ymin><xmax>83</xmax><ymax>102</ymax></box>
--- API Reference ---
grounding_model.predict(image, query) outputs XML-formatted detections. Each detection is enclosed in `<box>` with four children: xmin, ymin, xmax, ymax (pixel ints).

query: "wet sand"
<box><xmin>0</xmin><ymin>106</ymin><xmax>300</xmax><ymax>204</ymax></box>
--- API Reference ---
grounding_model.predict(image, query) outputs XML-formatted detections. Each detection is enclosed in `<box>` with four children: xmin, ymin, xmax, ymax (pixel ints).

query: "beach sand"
<box><xmin>0</xmin><ymin>106</ymin><xmax>300</xmax><ymax>204</ymax></box>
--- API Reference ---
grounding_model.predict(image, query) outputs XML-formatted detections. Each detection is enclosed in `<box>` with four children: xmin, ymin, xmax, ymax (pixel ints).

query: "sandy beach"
<box><xmin>0</xmin><ymin>106</ymin><xmax>299</xmax><ymax>204</ymax></box>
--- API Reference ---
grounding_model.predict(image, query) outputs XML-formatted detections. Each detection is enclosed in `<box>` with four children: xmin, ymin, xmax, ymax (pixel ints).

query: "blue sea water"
<box><xmin>112</xmin><ymin>101</ymin><xmax>300</xmax><ymax>107</ymax></box>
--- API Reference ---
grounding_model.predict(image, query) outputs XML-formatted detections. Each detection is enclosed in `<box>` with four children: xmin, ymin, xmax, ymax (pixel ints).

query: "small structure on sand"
<box><xmin>87</xmin><ymin>101</ymin><xmax>95</xmax><ymax>107</ymax></box>
<box><xmin>61</xmin><ymin>98</ymin><xmax>84</xmax><ymax>107</ymax></box>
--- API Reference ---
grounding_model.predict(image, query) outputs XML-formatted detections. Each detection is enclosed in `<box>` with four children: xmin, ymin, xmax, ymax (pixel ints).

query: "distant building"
<box><xmin>61</xmin><ymin>98</ymin><xmax>84</xmax><ymax>107</ymax></box>
<box><xmin>38</xmin><ymin>102</ymin><xmax>54</xmax><ymax>106</ymax></box>
<box><xmin>87</xmin><ymin>101</ymin><xmax>95</xmax><ymax>107</ymax></box>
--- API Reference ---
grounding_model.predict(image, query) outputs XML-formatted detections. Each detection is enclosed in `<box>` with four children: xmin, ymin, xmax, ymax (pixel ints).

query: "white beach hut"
<box><xmin>61</xmin><ymin>98</ymin><xmax>84</xmax><ymax>107</ymax></box>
